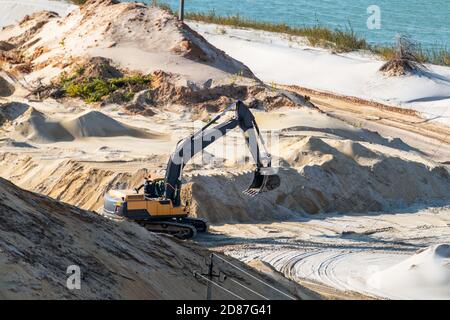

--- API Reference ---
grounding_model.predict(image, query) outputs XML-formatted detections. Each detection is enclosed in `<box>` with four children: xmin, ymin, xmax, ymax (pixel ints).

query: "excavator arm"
<box><xmin>164</xmin><ymin>100</ymin><xmax>280</xmax><ymax>206</ymax></box>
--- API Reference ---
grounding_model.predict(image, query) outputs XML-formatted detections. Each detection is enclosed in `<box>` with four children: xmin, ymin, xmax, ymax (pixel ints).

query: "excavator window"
<box><xmin>143</xmin><ymin>179</ymin><xmax>166</xmax><ymax>199</ymax></box>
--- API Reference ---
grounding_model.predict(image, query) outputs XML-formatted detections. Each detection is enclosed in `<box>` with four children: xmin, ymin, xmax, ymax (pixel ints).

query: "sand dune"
<box><xmin>368</xmin><ymin>244</ymin><xmax>450</xmax><ymax>299</ymax></box>
<box><xmin>10</xmin><ymin>107</ymin><xmax>168</xmax><ymax>143</ymax></box>
<box><xmin>61</xmin><ymin>110</ymin><xmax>168</xmax><ymax>140</ymax></box>
<box><xmin>0</xmin><ymin>0</ymin><xmax>255</xmax><ymax>85</ymax></box>
<box><xmin>0</xmin><ymin>0</ymin><xmax>76</xmax><ymax>28</ymax></box>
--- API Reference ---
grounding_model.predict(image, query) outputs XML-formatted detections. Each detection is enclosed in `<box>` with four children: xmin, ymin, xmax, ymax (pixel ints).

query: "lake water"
<box><xmin>124</xmin><ymin>0</ymin><xmax>450</xmax><ymax>50</ymax></box>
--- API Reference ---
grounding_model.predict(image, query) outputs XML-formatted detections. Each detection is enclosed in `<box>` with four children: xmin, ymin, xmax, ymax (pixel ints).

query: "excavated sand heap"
<box><xmin>0</xmin><ymin>133</ymin><xmax>449</xmax><ymax>224</ymax></box>
<box><xmin>7</xmin><ymin>106</ymin><xmax>168</xmax><ymax>143</ymax></box>
<box><xmin>187</xmin><ymin>137</ymin><xmax>450</xmax><ymax>223</ymax></box>
<box><xmin>0</xmin><ymin>176</ymin><xmax>308</xmax><ymax>299</ymax></box>
<box><xmin>0</xmin><ymin>0</ymin><xmax>255</xmax><ymax>84</ymax></box>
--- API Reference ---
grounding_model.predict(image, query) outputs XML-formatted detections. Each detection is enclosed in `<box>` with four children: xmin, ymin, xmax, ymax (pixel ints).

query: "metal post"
<box><xmin>179</xmin><ymin>0</ymin><xmax>185</xmax><ymax>21</ymax></box>
<box><xmin>206</xmin><ymin>254</ymin><xmax>213</xmax><ymax>300</ymax></box>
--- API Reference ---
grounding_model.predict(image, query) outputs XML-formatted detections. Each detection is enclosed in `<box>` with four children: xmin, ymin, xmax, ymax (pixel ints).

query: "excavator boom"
<box><xmin>164</xmin><ymin>100</ymin><xmax>280</xmax><ymax>205</ymax></box>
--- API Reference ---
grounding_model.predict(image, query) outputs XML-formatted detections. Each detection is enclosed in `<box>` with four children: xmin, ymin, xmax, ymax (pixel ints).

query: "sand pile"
<box><xmin>0</xmin><ymin>0</ymin><xmax>254</xmax><ymax>84</ymax></box>
<box><xmin>368</xmin><ymin>244</ymin><xmax>450</xmax><ymax>299</ymax></box>
<box><xmin>9</xmin><ymin>106</ymin><xmax>167</xmax><ymax>142</ymax></box>
<box><xmin>187</xmin><ymin>137</ymin><xmax>450</xmax><ymax>223</ymax></box>
<box><xmin>13</xmin><ymin>106</ymin><xmax>74</xmax><ymax>142</ymax></box>
<box><xmin>0</xmin><ymin>176</ymin><xmax>306</xmax><ymax>299</ymax></box>
<box><xmin>125</xmin><ymin>70</ymin><xmax>314</xmax><ymax>119</ymax></box>
<box><xmin>61</xmin><ymin>110</ymin><xmax>167</xmax><ymax>139</ymax></box>
<box><xmin>1</xmin><ymin>132</ymin><xmax>449</xmax><ymax>225</ymax></box>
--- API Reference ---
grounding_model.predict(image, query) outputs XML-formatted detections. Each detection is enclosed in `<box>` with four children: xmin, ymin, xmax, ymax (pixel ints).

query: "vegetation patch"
<box><xmin>379</xmin><ymin>36</ymin><xmax>426</xmax><ymax>76</ymax></box>
<box><xmin>59</xmin><ymin>72</ymin><xmax>152</xmax><ymax>103</ymax></box>
<box><xmin>186</xmin><ymin>11</ymin><xmax>368</xmax><ymax>53</ymax></box>
<box><xmin>185</xmin><ymin>11</ymin><xmax>450</xmax><ymax>66</ymax></box>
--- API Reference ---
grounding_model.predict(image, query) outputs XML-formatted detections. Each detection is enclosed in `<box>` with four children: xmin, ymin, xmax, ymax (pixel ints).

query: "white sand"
<box><xmin>209</xmin><ymin>208</ymin><xmax>450</xmax><ymax>300</ymax></box>
<box><xmin>0</xmin><ymin>1</ymin><xmax>449</xmax><ymax>300</ymax></box>
<box><xmin>368</xmin><ymin>244</ymin><xmax>450</xmax><ymax>299</ymax></box>
<box><xmin>0</xmin><ymin>0</ymin><xmax>76</xmax><ymax>27</ymax></box>
<box><xmin>190</xmin><ymin>22</ymin><xmax>450</xmax><ymax>125</ymax></box>
<box><xmin>0</xmin><ymin>1</ymin><xmax>255</xmax><ymax>86</ymax></box>
<box><xmin>7</xmin><ymin>105</ymin><xmax>168</xmax><ymax>143</ymax></box>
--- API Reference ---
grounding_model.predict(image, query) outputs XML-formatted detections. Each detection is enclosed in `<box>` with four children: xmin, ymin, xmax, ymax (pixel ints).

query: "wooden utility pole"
<box><xmin>206</xmin><ymin>254</ymin><xmax>214</xmax><ymax>300</ymax></box>
<box><xmin>194</xmin><ymin>254</ymin><xmax>223</xmax><ymax>300</ymax></box>
<box><xmin>179</xmin><ymin>0</ymin><xmax>185</xmax><ymax>21</ymax></box>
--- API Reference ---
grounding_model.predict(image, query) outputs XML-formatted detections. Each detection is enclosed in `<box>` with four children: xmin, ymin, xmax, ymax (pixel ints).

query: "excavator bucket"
<box><xmin>243</xmin><ymin>170</ymin><xmax>281</xmax><ymax>196</ymax></box>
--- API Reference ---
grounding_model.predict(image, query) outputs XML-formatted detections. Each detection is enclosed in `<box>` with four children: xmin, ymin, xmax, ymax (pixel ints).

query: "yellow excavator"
<box><xmin>103</xmin><ymin>101</ymin><xmax>280</xmax><ymax>239</ymax></box>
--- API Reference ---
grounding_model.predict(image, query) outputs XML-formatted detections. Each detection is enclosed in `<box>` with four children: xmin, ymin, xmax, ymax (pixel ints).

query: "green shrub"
<box><xmin>60</xmin><ymin>74</ymin><xmax>152</xmax><ymax>103</ymax></box>
<box><xmin>69</xmin><ymin>0</ymin><xmax>87</xmax><ymax>4</ymax></box>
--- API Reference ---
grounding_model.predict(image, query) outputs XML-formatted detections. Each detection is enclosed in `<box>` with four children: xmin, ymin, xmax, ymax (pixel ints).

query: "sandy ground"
<box><xmin>199</xmin><ymin>206</ymin><xmax>450</xmax><ymax>299</ymax></box>
<box><xmin>0</xmin><ymin>0</ymin><xmax>76</xmax><ymax>28</ymax></box>
<box><xmin>1</xmin><ymin>97</ymin><xmax>449</xmax><ymax>299</ymax></box>
<box><xmin>280</xmin><ymin>84</ymin><xmax>450</xmax><ymax>165</ymax></box>
<box><xmin>189</xmin><ymin>22</ymin><xmax>450</xmax><ymax>126</ymax></box>
<box><xmin>0</xmin><ymin>176</ymin><xmax>314</xmax><ymax>299</ymax></box>
<box><xmin>0</xmin><ymin>0</ymin><xmax>449</xmax><ymax>300</ymax></box>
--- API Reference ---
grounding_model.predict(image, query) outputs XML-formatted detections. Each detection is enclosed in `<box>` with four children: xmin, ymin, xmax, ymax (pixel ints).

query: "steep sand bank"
<box><xmin>0</xmin><ymin>176</ymin><xmax>312</xmax><ymax>299</ymax></box>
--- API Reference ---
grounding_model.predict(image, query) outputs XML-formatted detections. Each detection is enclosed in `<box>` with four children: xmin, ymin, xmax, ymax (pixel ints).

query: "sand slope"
<box><xmin>368</xmin><ymin>244</ymin><xmax>450</xmax><ymax>299</ymax></box>
<box><xmin>0</xmin><ymin>0</ymin><xmax>76</xmax><ymax>28</ymax></box>
<box><xmin>191</xmin><ymin>22</ymin><xmax>450</xmax><ymax>125</ymax></box>
<box><xmin>0</xmin><ymin>75</ymin><xmax>15</xmax><ymax>97</ymax></box>
<box><xmin>61</xmin><ymin>110</ymin><xmax>167</xmax><ymax>139</ymax></box>
<box><xmin>0</xmin><ymin>176</ymin><xmax>310</xmax><ymax>299</ymax></box>
<box><xmin>8</xmin><ymin>106</ymin><xmax>167</xmax><ymax>142</ymax></box>
<box><xmin>0</xmin><ymin>0</ymin><xmax>255</xmax><ymax>85</ymax></box>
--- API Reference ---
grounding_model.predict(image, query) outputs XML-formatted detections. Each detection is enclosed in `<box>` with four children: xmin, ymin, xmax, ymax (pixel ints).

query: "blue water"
<box><xmin>124</xmin><ymin>0</ymin><xmax>450</xmax><ymax>50</ymax></box>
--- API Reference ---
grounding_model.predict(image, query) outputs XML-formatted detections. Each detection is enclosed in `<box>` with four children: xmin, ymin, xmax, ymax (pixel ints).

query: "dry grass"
<box><xmin>379</xmin><ymin>36</ymin><xmax>427</xmax><ymax>76</ymax></box>
<box><xmin>186</xmin><ymin>11</ymin><xmax>369</xmax><ymax>53</ymax></box>
<box><xmin>374</xmin><ymin>43</ymin><xmax>450</xmax><ymax>67</ymax></box>
<box><xmin>68</xmin><ymin>1</ymin><xmax>450</xmax><ymax>67</ymax></box>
